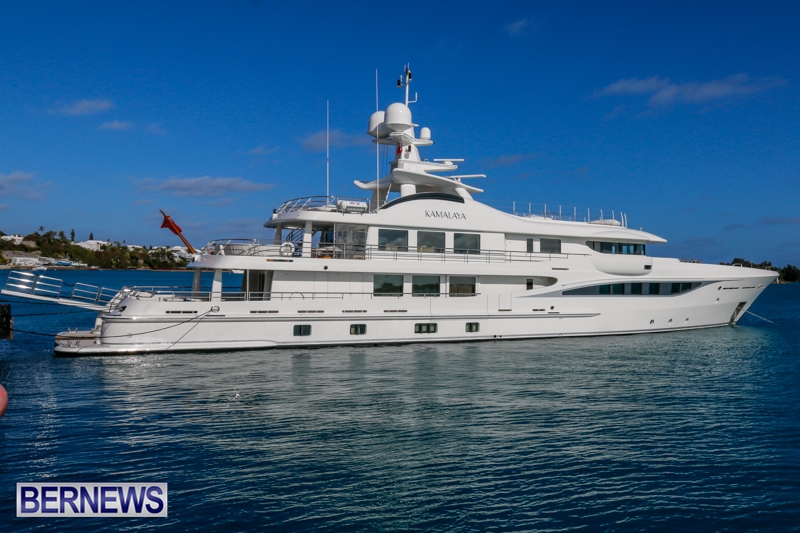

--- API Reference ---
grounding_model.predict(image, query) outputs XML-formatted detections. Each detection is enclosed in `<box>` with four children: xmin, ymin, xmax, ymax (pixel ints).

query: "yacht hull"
<box><xmin>53</xmin><ymin>276</ymin><xmax>773</xmax><ymax>355</ymax></box>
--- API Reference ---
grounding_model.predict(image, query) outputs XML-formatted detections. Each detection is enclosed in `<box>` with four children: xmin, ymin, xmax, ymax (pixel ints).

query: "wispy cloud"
<box><xmin>758</xmin><ymin>216</ymin><xmax>800</xmax><ymax>225</ymax></box>
<box><xmin>55</xmin><ymin>99</ymin><xmax>113</xmax><ymax>116</ymax></box>
<box><xmin>595</xmin><ymin>74</ymin><xmax>787</xmax><ymax>108</ymax></box>
<box><xmin>146</xmin><ymin>123</ymin><xmax>166</xmax><ymax>135</ymax></box>
<box><xmin>0</xmin><ymin>171</ymin><xmax>49</xmax><ymax>200</ymax></box>
<box><xmin>247</xmin><ymin>145</ymin><xmax>279</xmax><ymax>156</ymax></box>
<box><xmin>505</xmin><ymin>18</ymin><xmax>538</xmax><ymax>38</ymax></box>
<box><xmin>136</xmin><ymin>176</ymin><xmax>274</xmax><ymax>197</ymax></box>
<box><xmin>301</xmin><ymin>129</ymin><xmax>370</xmax><ymax>152</ymax></box>
<box><xmin>98</xmin><ymin>120</ymin><xmax>132</xmax><ymax>130</ymax></box>
<box><xmin>724</xmin><ymin>223</ymin><xmax>747</xmax><ymax>231</ymax></box>
<box><xmin>481</xmin><ymin>152</ymin><xmax>540</xmax><ymax>169</ymax></box>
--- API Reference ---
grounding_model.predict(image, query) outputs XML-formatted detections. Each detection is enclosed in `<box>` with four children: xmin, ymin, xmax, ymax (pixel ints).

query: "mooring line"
<box><xmin>745</xmin><ymin>310</ymin><xmax>777</xmax><ymax>325</ymax></box>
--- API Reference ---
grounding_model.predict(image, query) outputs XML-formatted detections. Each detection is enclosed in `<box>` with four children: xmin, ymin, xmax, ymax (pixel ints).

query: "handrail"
<box><xmin>119</xmin><ymin>289</ymin><xmax>483</xmax><ymax>302</ymax></box>
<box><xmin>200</xmin><ymin>241</ymin><xmax>588</xmax><ymax>263</ymax></box>
<box><xmin>3</xmin><ymin>271</ymin><xmax>120</xmax><ymax>308</ymax></box>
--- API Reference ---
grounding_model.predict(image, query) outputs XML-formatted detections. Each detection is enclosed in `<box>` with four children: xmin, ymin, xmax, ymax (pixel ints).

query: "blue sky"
<box><xmin>1</xmin><ymin>1</ymin><xmax>798</xmax><ymax>265</ymax></box>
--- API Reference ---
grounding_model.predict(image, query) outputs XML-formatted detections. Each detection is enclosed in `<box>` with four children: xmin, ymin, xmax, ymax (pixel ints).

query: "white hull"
<box><xmin>53</xmin><ymin>273</ymin><xmax>773</xmax><ymax>355</ymax></box>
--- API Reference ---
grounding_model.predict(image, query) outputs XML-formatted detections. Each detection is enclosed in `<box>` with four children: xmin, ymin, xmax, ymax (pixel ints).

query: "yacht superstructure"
<box><xmin>2</xmin><ymin>67</ymin><xmax>777</xmax><ymax>355</ymax></box>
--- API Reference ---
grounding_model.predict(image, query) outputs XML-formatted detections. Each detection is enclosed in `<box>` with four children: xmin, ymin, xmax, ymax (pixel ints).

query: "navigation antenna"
<box><xmin>326</xmin><ymin>100</ymin><xmax>330</xmax><ymax>200</ymax></box>
<box><xmin>397</xmin><ymin>64</ymin><xmax>417</xmax><ymax>105</ymax></box>
<box><xmin>375</xmin><ymin>69</ymin><xmax>380</xmax><ymax>212</ymax></box>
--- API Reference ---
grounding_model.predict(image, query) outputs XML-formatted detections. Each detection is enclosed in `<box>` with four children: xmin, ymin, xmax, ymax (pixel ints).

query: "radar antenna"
<box><xmin>397</xmin><ymin>64</ymin><xmax>417</xmax><ymax>106</ymax></box>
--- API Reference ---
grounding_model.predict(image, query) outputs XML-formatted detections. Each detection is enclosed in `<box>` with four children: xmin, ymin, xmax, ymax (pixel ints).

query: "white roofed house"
<box><xmin>75</xmin><ymin>240</ymin><xmax>108</xmax><ymax>252</ymax></box>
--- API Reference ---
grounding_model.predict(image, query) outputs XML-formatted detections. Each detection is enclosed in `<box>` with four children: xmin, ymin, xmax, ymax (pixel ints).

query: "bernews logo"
<box><xmin>17</xmin><ymin>483</ymin><xmax>167</xmax><ymax>517</ymax></box>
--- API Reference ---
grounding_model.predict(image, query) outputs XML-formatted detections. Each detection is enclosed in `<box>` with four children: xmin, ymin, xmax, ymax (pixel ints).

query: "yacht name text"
<box><xmin>425</xmin><ymin>210</ymin><xmax>466</xmax><ymax>220</ymax></box>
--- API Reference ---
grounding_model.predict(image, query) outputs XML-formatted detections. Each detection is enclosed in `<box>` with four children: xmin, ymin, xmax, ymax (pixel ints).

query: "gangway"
<box><xmin>1</xmin><ymin>271</ymin><xmax>123</xmax><ymax>311</ymax></box>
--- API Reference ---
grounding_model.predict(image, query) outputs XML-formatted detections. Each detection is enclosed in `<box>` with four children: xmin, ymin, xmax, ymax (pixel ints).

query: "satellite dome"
<box><xmin>367</xmin><ymin>111</ymin><xmax>387</xmax><ymax>138</ymax></box>
<box><xmin>384</xmin><ymin>103</ymin><xmax>413</xmax><ymax>133</ymax></box>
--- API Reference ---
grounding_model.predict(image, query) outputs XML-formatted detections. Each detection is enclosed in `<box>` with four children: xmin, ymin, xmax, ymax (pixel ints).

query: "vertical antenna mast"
<box><xmin>376</xmin><ymin>69</ymin><xmax>380</xmax><ymax>212</ymax></box>
<box><xmin>326</xmin><ymin>100</ymin><xmax>330</xmax><ymax>200</ymax></box>
<box><xmin>398</xmin><ymin>64</ymin><xmax>417</xmax><ymax>105</ymax></box>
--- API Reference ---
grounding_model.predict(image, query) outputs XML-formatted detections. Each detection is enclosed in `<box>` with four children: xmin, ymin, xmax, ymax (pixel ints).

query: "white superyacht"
<box><xmin>3</xmin><ymin>67</ymin><xmax>777</xmax><ymax>354</ymax></box>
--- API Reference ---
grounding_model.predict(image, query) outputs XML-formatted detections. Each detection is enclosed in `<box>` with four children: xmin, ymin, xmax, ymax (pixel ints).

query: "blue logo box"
<box><xmin>17</xmin><ymin>483</ymin><xmax>167</xmax><ymax>517</ymax></box>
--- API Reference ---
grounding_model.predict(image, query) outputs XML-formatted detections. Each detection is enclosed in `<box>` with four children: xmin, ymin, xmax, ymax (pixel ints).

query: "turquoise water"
<box><xmin>1</xmin><ymin>271</ymin><xmax>799</xmax><ymax>531</ymax></box>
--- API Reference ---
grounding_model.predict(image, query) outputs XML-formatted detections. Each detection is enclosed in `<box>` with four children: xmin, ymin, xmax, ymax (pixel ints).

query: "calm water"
<box><xmin>1</xmin><ymin>270</ymin><xmax>799</xmax><ymax>532</ymax></box>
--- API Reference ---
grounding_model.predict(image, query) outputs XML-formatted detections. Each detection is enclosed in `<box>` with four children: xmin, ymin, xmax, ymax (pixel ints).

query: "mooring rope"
<box><xmin>745</xmin><ymin>310</ymin><xmax>777</xmax><ymax>325</ymax></box>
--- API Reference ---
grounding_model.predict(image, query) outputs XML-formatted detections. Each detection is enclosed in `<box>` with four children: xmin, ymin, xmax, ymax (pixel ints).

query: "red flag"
<box><xmin>160</xmin><ymin>213</ymin><xmax>182</xmax><ymax>235</ymax></box>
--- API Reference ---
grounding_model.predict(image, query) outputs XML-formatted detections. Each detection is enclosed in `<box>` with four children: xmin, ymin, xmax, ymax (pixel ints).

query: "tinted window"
<box><xmin>378</xmin><ymin>229</ymin><xmax>408</xmax><ymax>251</ymax></box>
<box><xmin>449</xmin><ymin>276</ymin><xmax>476</xmax><ymax>296</ymax></box>
<box><xmin>293</xmin><ymin>325</ymin><xmax>311</xmax><ymax>336</ymax></box>
<box><xmin>373</xmin><ymin>274</ymin><xmax>404</xmax><ymax>296</ymax></box>
<box><xmin>412</xmin><ymin>275</ymin><xmax>440</xmax><ymax>297</ymax></box>
<box><xmin>414</xmin><ymin>323</ymin><xmax>438</xmax><ymax>334</ymax></box>
<box><xmin>541</xmin><ymin>238</ymin><xmax>561</xmax><ymax>254</ymax></box>
<box><xmin>454</xmin><ymin>233</ymin><xmax>480</xmax><ymax>254</ymax></box>
<box><xmin>527</xmin><ymin>238</ymin><xmax>534</xmax><ymax>253</ymax></box>
<box><xmin>466</xmin><ymin>322</ymin><xmax>480</xmax><ymax>332</ymax></box>
<box><xmin>418</xmin><ymin>231</ymin><xmax>445</xmax><ymax>253</ymax></box>
<box><xmin>350</xmin><ymin>324</ymin><xmax>366</xmax><ymax>335</ymax></box>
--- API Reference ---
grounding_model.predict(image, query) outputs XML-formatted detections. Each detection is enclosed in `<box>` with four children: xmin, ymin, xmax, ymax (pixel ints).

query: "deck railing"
<box><xmin>201</xmin><ymin>241</ymin><xmax>588</xmax><ymax>263</ymax></box>
<box><xmin>2</xmin><ymin>271</ymin><xmax>121</xmax><ymax>308</ymax></box>
<box><xmin>126</xmin><ymin>288</ymin><xmax>481</xmax><ymax>302</ymax></box>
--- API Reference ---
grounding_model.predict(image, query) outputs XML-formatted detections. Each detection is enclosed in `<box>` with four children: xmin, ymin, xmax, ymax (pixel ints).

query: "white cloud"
<box><xmin>506</xmin><ymin>18</ymin><xmax>529</xmax><ymax>38</ymax></box>
<box><xmin>98</xmin><ymin>120</ymin><xmax>132</xmax><ymax>130</ymax></box>
<box><xmin>56</xmin><ymin>99</ymin><xmax>113</xmax><ymax>116</ymax></box>
<box><xmin>136</xmin><ymin>176</ymin><xmax>274</xmax><ymax>197</ymax></box>
<box><xmin>595</xmin><ymin>74</ymin><xmax>787</xmax><ymax>108</ymax></box>
<box><xmin>247</xmin><ymin>145</ymin><xmax>279</xmax><ymax>156</ymax></box>
<box><xmin>301</xmin><ymin>129</ymin><xmax>370</xmax><ymax>152</ymax></box>
<box><xmin>146</xmin><ymin>123</ymin><xmax>166</xmax><ymax>135</ymax></box>
<box><xmin>0</xmin><ymin>171</ymin><xmax>48</xmax><ymax>200</ymax></box>
<box><xmin>482</xmin><ymin>153</ymin><xmax>540</xmax><ymax>169</ymax></box>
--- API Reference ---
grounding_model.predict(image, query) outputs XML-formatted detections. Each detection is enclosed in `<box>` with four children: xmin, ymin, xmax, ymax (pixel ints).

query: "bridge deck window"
<box><xmin>541</xmin><ymin>238</ymin><xmax>561</xmax><ymax>254</ymax></box>
<box><xmin>454</xmin><ymin>233</ymin><xmax>480</xmax><ymax>254</ymax></box>
<box><xmin>588</xmin><ymin>241</ymin><xmax>646</xmax><ymax>255</ymax></box>
<box><xmin>379</xmin><ymin>229</ymin><xmax>408</xmax><ymax>251</ymax></box>
<box><xmin>418</xmin><ymin>231</ymin><xmax>445</xmax><ymax>253</ymax></box>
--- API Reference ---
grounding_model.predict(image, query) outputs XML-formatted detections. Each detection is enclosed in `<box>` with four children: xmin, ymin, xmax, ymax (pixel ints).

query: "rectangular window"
<box><xmin>527</xmin><ymin>238</ymin><xmax>534</xmax><ymax>253</ymax></box>
<box><xmin>412</xmin><ymin>275</ymin><xmax>440</xmax><ymax>297</ymax></box>
<box><xmin>449</xmin><ymin>276</ymin><xmax>476</xmax><ymax>297</ymax></box>
<box><xmin>611</xmin><ymin>283</ymin><xmax>625</xmax><ymax>295</ymax></box>
<box><xmin>634</xmin><ymin>244</ymin><xmax>645</xmax><ymax>255</ymax></box>
<box><xmin>349</xmin><ymin>324</ymin><xmax>367</xmax><ymax>335</ymax></box>
<box><xmin>454</xmin><ymin>233</ymin><xmax>480</xmax><ymax>254</ymax></box>
<box><xmin>466</xmin><ymin>322</ymin><xmax>480</xmax><ymax>332</ymax></box>
<box><xmin>671</xmin><ymin>283</ymin><xmax>682</xmax><ymax>294</ymax></box>
<box><xmin>680</xmin><ymin>282</ymin><xmax>692</xmax><ymax>292</ymax></box>
<box><xmin>417</xmin><ymin>231</ymin><xmax>445</xmax><ymax>253</ymax></box>
<box><xmin>378</xmin><ymin>229</ymin><xmax>408</xmax><ymax>251</ymax></box>
<box><xmin>647</xmin><ymin>283</ymin><xmax>661</xmax><ymax>295</ymax></box>
<box><xmin>373</xmin><ymin>274</ymin><xmax>404</xmax><ymax>296</ymax></box>
<box><xmin>601</xmin><ymin>242</ymin><xmax>614</xmax><ymax>254</ymax></box>
<box><xmin>526</xmin><ymin>278</ymin><xmax>534</xmax><ymax>290</ymax></box>
<box><xmin>414</xmin><ymin>323</ymin><xmax>438</xmax><ymax>334</ymax></box>
<box><xmin>293</xmin><ymin>325</ymin><xmax>311</xmax><ymax>336</ymax></box>
<box><xmin>541</xmin><ymin>238</ymin><xmax>561</xmax><ymax>254</ymax></box>
<box><xmin>630</xmin><ymin>283</ymin><xmax>643</xmax><ymax>295</ymax></box>
<box><xmin>599</xmin><ymin>285</ymin><xmax>611</xmax><ymax>295</ymax></box>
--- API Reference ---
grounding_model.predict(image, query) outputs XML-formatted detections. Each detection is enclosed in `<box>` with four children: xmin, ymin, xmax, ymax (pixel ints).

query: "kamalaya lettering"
<box><xmin>425</xmin><ymin>210</ymin><xmax>466</xmax><ymax>220</ymax></box>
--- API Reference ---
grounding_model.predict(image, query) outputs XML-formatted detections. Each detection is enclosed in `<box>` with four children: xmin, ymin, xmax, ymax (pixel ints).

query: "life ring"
<box><xmin>279</xmin><ymin>242</ymin><xmax>295</xmax><ymax>257</ymax></box>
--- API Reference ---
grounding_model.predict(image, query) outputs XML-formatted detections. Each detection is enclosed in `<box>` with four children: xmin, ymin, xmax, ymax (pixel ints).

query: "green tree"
<box><xmin>89</xmin><ymin>232</ymin><xmax>93</xmax><ymax>240</ymax></box>
<box><xmin>70</xmin><ymin>229</ymin><xmax>75</xmax><ymax>242</ymax></box>
<box><xmin>781</xmin><ymin>264</ymin><xmax>800</xmax><ymax>282</ymax></box>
